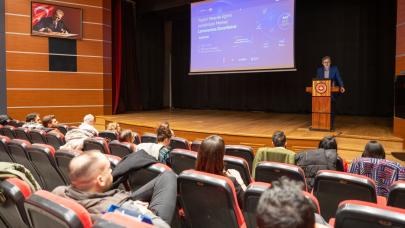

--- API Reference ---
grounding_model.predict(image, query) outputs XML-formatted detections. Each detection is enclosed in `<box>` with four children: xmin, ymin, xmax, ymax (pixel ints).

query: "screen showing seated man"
<box><xmin>31</xmin><ymin>2</ymin><xmax>82</xmax><ymax>39</ymax></box>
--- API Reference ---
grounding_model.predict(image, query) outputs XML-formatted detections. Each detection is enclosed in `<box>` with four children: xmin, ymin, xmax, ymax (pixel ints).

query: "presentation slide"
<box><xmin>190</xmin><ymin>0</ymin><xmax>295</xmax><ymax>74</ymax></box>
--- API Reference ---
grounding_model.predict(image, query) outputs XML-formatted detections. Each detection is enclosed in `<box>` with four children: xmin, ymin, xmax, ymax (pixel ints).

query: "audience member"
<box><xmin>106</xmin><ymin>122</ymin><xmax>121</xmax><ymax>134</ymax></box>
<box><xmin>253</xmin><ymin>131</ymin><xmax>296</xmax><ymax>177</ymax></box>
<box><xmin>119</xmin><ymin>129</ymin><xmax>137</xmax><ymax>152</ymax></box>
<box><xmin>136</xmin><ymin>122</ymin><xmax>173</xmax><ymax>165</ymax></box>
<box><xmin>195</xmin><ymin>135</ymin><xmax>246</xmax><ymax>206</ymax></box>
<box><xmin>0</xmin><ymin>114</ymin><xmax>12</xmax><ymax>125</ymax></box>
<box><xmin>318</xmin><ymin>136</ymin><xmax>346</xmax><ymax>171</ymax></box>
<box><xmin>257</xmin><ymin>178</ymin><xmax>329</xmax><ymax>228</ymax></box>
<box><xmin>295</xmin><ymin>136</ymin><xmax>338</xmax><ymax>191</ymax></box>
<box><xmin>22</xmin><ymin>112</ymin><xmax>44</xmax><ymax>129</ymax></box>
<box><xmin>52</xmin><ymin>151</ymin><xmax>173</xmax><ymax>227</ymax></box>
<box><xmin>79</xmin><ymin>114</ymin><xmax>98</xmax><ymax>136</ymax></box>
<box><xmin>60</xmin><ymin>128</ymin><xmax>94</xmax><ymax>151</ymax></box>
<box><xmin>349</xmin><ymin>140</ymin><xmax>405</xmax><ymax>196</ymax></box>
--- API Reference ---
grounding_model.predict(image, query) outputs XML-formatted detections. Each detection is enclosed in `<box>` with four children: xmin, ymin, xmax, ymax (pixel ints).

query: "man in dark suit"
<box><xmin>316</xmin><ymin>56</ymin><xmax>346</xmax><ymax>129</ymax></box>
<box><xmin>33</xmin><ymin>9</ymin><xmax>69</xmax><ymax>33</ymax></box>
<box><xmin>316</xmin><ymin>56</ymin><xmax>345</xmax><ymax>93</ymax></box>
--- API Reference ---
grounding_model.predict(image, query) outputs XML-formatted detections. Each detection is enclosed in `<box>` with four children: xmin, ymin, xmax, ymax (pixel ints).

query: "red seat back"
<box><xmin>170</xmin><ymin>136</ymin><xmax>190</xmax><ymax>150</ymax></box>
<box><xmin>170</xmin><ymin>149</ymin><xmax>198</xmax><ymax>174</ymax></box>
<box><xmin>54</xmin><ymin>149</ymin><xmax>83</xmax><ymax>184</ymax></box>
<box><xmin>255</xmin><ymin>161</ymin><xmax>307</xmax><ymax>191</ymax></box>
<box><xmin>108</xmin><ymin>140</ymin><xmax>133</xmax><ymax>158</ymax></box>
<box><xmin>313</xmin><ymin>170</ymin><xmax>378</xmax><ymax>221</ymax></box>
<box><xmin>224</xmin><ymin>155</ymin><xmax>253</xmax><ymax>186</ymax></box>
<box><xmin>335</xmin><ymin>200</ymin><xmax>405</xmax><ymax>228</ymax></box>
<box><xmin>225</xmin><ymin>145</ymin><xmax>254</xmax><ymax>172</ymax></box>
<box><xmin>28</xmin><ymin>144</ymin><xmax>67</xmax><ymax>191</ymax></box>
<box><xmin>83</xmin><ymin>137</ymin><xmax>110</xmax><ymax>154</ymax></box>
<box><xmin>0</xmin><ymin>178</ymin><xmax>32</xmax><ymax>227</ymax></box>
<box><xmin>243</xmin><ymin>182</ymin><xmax>271</xmax><ymax>228</ymax></box>
<box><xmin>24</xmin><ymin>190</ymin><xmax>92</xmax><ymax>228</ymax></box>
<box><xmin>388</xmin><ymin>181</ymin><xmax>405</xmax><ymax>209</ymax></box>
<box><xmin>0</xmin><ymin>135</ymin><xmax>14</xmax><ymax>162</ymax></box>
<box><xmin>178</xmin><ymin>170</ymin><xmax>246</xmax><ymax>228</ymax></box>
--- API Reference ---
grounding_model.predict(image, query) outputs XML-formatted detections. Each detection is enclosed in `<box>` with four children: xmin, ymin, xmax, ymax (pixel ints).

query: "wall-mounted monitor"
<box><xmin>31</xmin><ymin>2</ymin><xmax>83</xmax><ymax>39</ymax></box>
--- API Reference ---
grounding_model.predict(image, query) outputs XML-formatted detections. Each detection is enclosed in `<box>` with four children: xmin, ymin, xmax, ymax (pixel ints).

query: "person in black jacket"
<box><xmin>295</xmin><ymin>147</ymin><xmax>337</xmax><ymax>192</ymax></box>
<box><xmin>318</xmin><ymin>136</ymin><xmax>346</xmax><ymax>171</ymax></box>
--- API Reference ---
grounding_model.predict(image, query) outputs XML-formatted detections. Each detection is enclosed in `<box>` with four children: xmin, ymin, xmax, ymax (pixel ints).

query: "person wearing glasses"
<box><xmin>316</xmin><ymin>56</ymin><xmax>346</xmax><ymax>129</ymax></box>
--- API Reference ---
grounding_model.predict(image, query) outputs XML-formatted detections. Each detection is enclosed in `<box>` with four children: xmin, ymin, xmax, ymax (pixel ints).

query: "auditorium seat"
<box><xmin>6</xmin><ymin>120</ymin><xmax>24</xmax><ymax>128</ymax></box>
<box><xmin>99</xmin><ymin>130</ymin><xmax>118</xmax><ymax>142</ymax></box>
<box><xmin>141</xmin><ymin>133</ymin><xmax>157</xmax><ymax>143</ymax></box>
<box><xmin>0</xmin><ymin>135</ymin><xmax>14</xmax><ymax>162</ymax></box>
<box><xmin>178</xmin><ymin>170</ymin><xmax>246</xmax><ymax>228</ymax></box>
<box><xmin>128</xmin><ymin>163</ymin><xmax>172</xmax><ymax>192</ymax></box>
<box><xmin>243</xmin><ymin>182</ymin><xmax>271</xmax><ymax>228</ymax></box>
<box><xmin>302</xmin><ymin>191</ymin><xmax>320</xmax><ymax>214</ymax></box>
<box><xmin>14</xmin><ymin>127</ymin><xmax>32</xmax><ymax>143</ymax></box>
<box><xmin>83</xmin><ymin>137</ymin><xmax>111</xmax><ymax>154</ymax></box>
<box><xmin>170</xmin><ymin>136</ymin><xmax>191</xmax><ymax>150</ymax></box>
<box><xmin>54</xmin><ymin>149</ymin><xmax>82</xmax><ymax>184</ymax></box>
<box><xmin>94</xmin><ymin>213</ymin><xmax>154</xmax><ymax>228</ymax></box>
<box><xmin>56</xmin><ymin>125</ymin><xmax>68</xmax><ymax>135</ymax></box>
<box><xmin>27</xmin><ymin>144</ymin><xmax>67</xmax><ymax>191</ymax></box>
<box><xmin>254</xmin><ymin>161</ymin><xmax>307</xmax><ymax>191</ymax></box>
<box><xmin>133</xmin><ymin>131</ymin><xmax>141</xmax><ymax>145</ymax></box>
<box><xmin>106</xmin><ymin>154</ymin><xmax>122</xmax><ymax>169</ymax></box>
<box><xmin>45</xmin><ymin>131</ymin><xmax>66</xmax><ymax>150</ymax></box>
<box><xmin>7</xmin><ymin>139</ymin><xmax>44</xmax><ymax>188</ymax></box>
<box><xmin>225</xmin><ymin>145</ymin><xmax>254</xmax><ymax>172</ymax></box>
<box><xmin>0</xmin><ymin>125</ymin><xmax>16</xmax><ymax>139</ymax></box>
<box><xmin>24</xmin><ymin>190</ymin><xmax>92</xmax><ymax>228</ymax></box>
<box><xmin>387</xmin><ymin>181</ymin><xmax>405</xmax><ymax>209</ymax></box>
<box><xmin>109</xmin><ymin>140</ymin><xmax>133</xmax><ymax>158</ymax></box>
<box><xmin>29</xmin><ymin>129</ymin><xmax>47</xmax><ymax>144</ymax></box>
<box><xmin>313</xmin><ymin>170</ymin><xmax>380</xmax><ymax>221</ymax></box>
<box><xmin>333</xmin><ymin>200</ymin><xmax>405</xmax><ymax>228</ymax></box>
<box><xmin>0</xmin><ymin>178</ymin><xmax>32</xmax><ymax>227</ymax></box>
<box><xmin>170</xmin><ymin>149</ymin><xmax>198</xmax><ymax>174</ymax></box>
<box><xmin>224</xmin><ymin>155</ymin><xmax>253</xmax><ymax>186</ymax></box>
<box><xmin>191</xmin><ymin>140</ymin><xmax>201</xmax><ymax>152</ymax></box>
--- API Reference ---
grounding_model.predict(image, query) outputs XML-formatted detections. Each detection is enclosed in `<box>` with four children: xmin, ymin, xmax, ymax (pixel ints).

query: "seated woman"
<box><xmin>107</xmin><ymin>122</ymin><xmax>121</xmax><ymax>134</ymax></box>
<box><xmin>349</xmin><ymin>140</ymin><xmax>405</xmax><ymax>197</ymax></box>
<box><xmin>118</xmin><ymin>130</ymin><xmax>137</xmax><ymax>152</ymax></box>
<box><xmin>195</xmin><ymin>135</ymin><xmax>246</xmax><ymax>207</ymax></box>
<box><xmin>318</xmin><ymin>136</ymin><xmax>347</xmax><ymax>171</ymax></box>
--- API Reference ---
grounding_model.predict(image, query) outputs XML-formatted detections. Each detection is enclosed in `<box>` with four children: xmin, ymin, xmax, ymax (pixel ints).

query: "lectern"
<box><xmin>306</xmin><ymin>79</ymin><xmax>340</xmax><ymax>131</ymax></box>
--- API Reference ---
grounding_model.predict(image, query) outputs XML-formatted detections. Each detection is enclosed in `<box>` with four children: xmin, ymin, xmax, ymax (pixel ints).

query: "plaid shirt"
<box><xmin>349</xmin><ymin>157</ymin><xmax>405</xmax><ymax>197</ymax></box>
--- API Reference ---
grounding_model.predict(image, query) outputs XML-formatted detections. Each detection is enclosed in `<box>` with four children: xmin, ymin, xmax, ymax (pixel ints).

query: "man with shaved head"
<box><xmin>52</xmin><ymin>151</ymin><xmax>174</xmax><ymax>228</ymax></box>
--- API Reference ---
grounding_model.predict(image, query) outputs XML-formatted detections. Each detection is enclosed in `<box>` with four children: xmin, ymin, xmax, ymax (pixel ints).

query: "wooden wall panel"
<box><xmin>394</xmin><ymin>117</ymin><xmax>405</xmax><ymax>148</ymax></box>
<box><xmin>5</xmin><ymin>0</ymin><xmax>112</xmax><ymax>123</ymax></box>
<box><xmin>7</xmin><ymin>72</ymin><xmax>111</xmax><ymax>89</ymax></box>
<box><xmin>396</xmin><ymin>56</ymin><xmax>405</xmax><ymax>76</ymax></box>
<box><xmin>7</xmin><ymin>90</ymin><xmax>112</xmax><ymax>106</ymax></box>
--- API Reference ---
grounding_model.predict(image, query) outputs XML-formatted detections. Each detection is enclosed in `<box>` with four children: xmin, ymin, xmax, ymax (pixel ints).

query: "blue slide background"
<box><xmin>190</xmin><ymin>0</ymin><xmax>295</xmax><ymax>73</ymax></box>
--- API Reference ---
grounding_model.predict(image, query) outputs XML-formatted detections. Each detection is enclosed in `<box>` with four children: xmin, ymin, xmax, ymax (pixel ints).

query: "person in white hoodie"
<box><xmin>136</xmin><ymin>122</ymin><xmax>173</xmax><ymax>165</ymax></box>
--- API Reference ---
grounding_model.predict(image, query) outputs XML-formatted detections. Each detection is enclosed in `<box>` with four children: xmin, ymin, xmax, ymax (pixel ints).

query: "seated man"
<box><xmin>22</xmin><ymin>112</ymin><xmax>44</xmax><ymax>129</ymax></box>
<box><xmin>52</xmin><ymin>151</ymin><xmax>175</xmax><ymax>227</ymax></box>
<box><xmin>42</xmin><ymin>114</ymin><xmax>62</xmax><ymax>134</ymax></box>
<box><xmin>79</xmin><ymin>114</ymin><xmax>99</xmax><ymax>136</ymax></box>
<box><xmin>257</xmin><ymin>178</ymin><xmax>329</xmax><ymax>228</ymax></box>
<box><xmin>252</xmin><ymin>131</ymin><xmax>296</xmax><ymax>177</ymax></box>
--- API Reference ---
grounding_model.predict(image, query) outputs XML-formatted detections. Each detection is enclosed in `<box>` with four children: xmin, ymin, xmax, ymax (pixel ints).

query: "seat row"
<box><xmin>0</xmin><ymin>177</ymin><xmax>154</xmax><ymax>228</ymax></box>
<box><xmin>0</xmin><ymin>125</ymin><xmax>66</xmax><ymax>150</ymax></box>
<box><xmin>0</xmin><ymin>135</ymin><xmax>121</xmax><ymax>190</ymax></box>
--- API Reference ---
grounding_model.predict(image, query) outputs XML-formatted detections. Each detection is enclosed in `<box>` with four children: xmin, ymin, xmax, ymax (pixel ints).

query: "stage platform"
<box><xmin>96</xmin><ymin>109</ymin><xmax>405</xmax><ymax>165</ymax></box>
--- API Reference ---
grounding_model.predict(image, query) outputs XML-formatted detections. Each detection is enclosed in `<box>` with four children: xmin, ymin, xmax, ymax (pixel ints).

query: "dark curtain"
<box><xmin>170</xmin><ymin>0</ymin><xmax>396</xmax><ymax>116</ymax></box>
<box><xmin>113</xmin><ymin>0</ymin><xmax>142</xmax><ymax>113</ymax></box>
<box><xmin>135</xmin><ymin>12</ymin><xmax>165</xmax><ymax>110</ymax></box>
